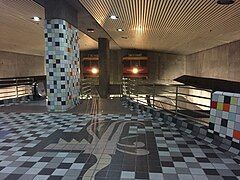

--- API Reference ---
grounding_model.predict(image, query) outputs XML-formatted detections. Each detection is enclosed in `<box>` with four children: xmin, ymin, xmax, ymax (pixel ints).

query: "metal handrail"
<box><xmin>0</xmin><ymin>77</ymin><xmax>34</xmax><ymax>101</ymax></box>
<box><xmin>80</xmin><ymin>78</ymin><xmax>96</xmax><ymax>99</ymax></box>
<box><xmin>122</xmin><ymin>78</ymin><xmax>212</xmax><ymax>125</ymax></box>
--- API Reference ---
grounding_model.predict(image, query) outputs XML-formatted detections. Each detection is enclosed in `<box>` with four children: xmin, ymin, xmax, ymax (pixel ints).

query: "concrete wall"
<box><xmin>0</xmin><ymin>51</ymin><xmax>45</xmax><ymax>78</ymax></box>
<box><xmin>186</xmin><ymin>40</ymin><xmax>240</xmax><ymax>82</ymax></box>
<box><xmin>80</xmin><ymin>49</ymin><xmax>186</xmax><ymax>84</ymax></box>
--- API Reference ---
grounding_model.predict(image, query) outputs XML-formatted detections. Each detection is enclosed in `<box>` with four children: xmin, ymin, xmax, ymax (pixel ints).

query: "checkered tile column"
<box><xmin>208</xmin><ymin>91</ymin><xmax>240</xmax><ymax>147</ymax></box>
<box><xmin>45</xmin><ymin>19</ymin><xmax>80</xmax><ymax>112</ymax></box>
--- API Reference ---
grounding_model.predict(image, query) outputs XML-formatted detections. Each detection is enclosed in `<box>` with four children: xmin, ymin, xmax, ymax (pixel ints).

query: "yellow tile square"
<box><xmin>217</xmin><ymin>103</ymin><xmax>223</xmax><ymax>111</ymax></box>
<box><xmin>231</xmin><ymin>97</ymin><xmax>238</xmax><ymax>105</ymax></box>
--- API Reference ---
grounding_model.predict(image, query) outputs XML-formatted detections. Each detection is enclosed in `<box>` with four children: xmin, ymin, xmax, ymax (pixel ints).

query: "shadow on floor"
<box><xmin>0</xmin><ymin>98</ymin><xmax>135</xmax><ymax>115</ymax></box>
<box><xmin>68</xmin><ymin>98</ymin><xmax>136</xmax><ymax>115</ymax></box>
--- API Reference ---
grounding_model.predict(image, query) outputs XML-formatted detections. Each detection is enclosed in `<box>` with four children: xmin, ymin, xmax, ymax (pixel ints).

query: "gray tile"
<box><xmin>178</xmin><ymin>174</ymin><xmax>193</xmax><ymax>180</ymax></box>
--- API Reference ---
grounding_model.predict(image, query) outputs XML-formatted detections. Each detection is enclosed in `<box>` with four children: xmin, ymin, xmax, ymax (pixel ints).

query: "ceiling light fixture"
<box><xmin>217</xmin><ymin>0</ymin><xmax>235</xmax><ymax>5</ymax></box>
<box><xmin>32</xmin><ymin>16</ymin><xmax>41</xmax><ymax>22</ymax></box>
<box><xmin>110</xmin><ymin>15</ymin><xmax>118</xmax><ymax>20</ymax></box>
<box><xmin>87</xmin><ymin>28</ymin><xmax>94</xmax><ymax>33</ymax></box>
<box><xmin>117</xmin><ymin>28</ymin><xmax>124</xmax><ymax>32</ymax></box>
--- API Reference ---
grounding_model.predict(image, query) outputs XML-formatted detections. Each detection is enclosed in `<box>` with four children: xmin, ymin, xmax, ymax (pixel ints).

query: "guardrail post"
<box><xmin>175</xmin><ymin>86</ymin><xmax>179</xmax><ymax>116</ymax></box>
<box><xmin>16</xmin><ymin>79</ymin><xmax>18</xmax><ymax>98</ymax></box>
<box><xmin>128</xmin><ymin>79</ymin><xmax>131</xmax><ymax>99</ymax></box>
<box><xmin>153</xmin><ymin>83</ymin><xmax>155</xmax><ymax>108</ymax></box>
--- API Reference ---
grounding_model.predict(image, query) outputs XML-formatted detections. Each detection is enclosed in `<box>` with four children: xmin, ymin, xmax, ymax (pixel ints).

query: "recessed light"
<box><xmin>32</xmin><ymin>16</ymin><xmax>41</xmax><ymax>22</ymax></box>
<box><xmin>217</xmin><ymin>0</ymin><xmax>235</xmax><ymax>5</ymax></box>
<box><xmin>87</xmin><ymin>28</ymin><xmax>94</xmax><ymax>33</ymax></box>
<box><xmin>117</xmin><ymin>28</ymin><xmax>124</xmax><ymax>32</ymax></box>
<box><xmin>110</xmin><ymin>15</ymin><xmax>118</xmax><ymax>20</ymax></box>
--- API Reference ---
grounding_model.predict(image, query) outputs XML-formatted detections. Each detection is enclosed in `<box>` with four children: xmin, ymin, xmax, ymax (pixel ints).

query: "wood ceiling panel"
<box><xmin>79</xmin><ymin>0</ymin><xmax>240</xmax><ymax>54</ymax></box>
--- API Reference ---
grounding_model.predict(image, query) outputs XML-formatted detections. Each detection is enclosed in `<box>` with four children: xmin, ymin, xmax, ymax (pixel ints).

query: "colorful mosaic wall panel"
<box><xmin>209</xmin><ymin>91</ymin><xmax>240</xmax><ymax>146</ymax></box>
<box><xmin>45</xmin><ymin>19</ymin><xmax>80</xmax><ymax>112</ymax></box>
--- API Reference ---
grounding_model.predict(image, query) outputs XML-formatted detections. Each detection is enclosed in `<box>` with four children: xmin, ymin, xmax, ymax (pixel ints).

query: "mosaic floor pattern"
<box><xmin>0</xmin><ymin>112</ymin><xmax>239</xmax><ymax>180</ymax></box>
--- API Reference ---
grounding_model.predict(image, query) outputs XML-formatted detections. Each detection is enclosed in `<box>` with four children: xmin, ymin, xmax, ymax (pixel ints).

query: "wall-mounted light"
<box><xmin>117</xmin><ymin>28</ymin><xmax>124</xmax><ymax>32</ymax></box>
<box><xmin>110</xmin><ymin>15</ymin><xmax>119</xmax><ymax>20</ymax></box>
<box><xmin>32</xmin><ymin>16</ymin><xmax>41</xmax><ymax>22</ymax></box>
<box><xmin>132</xmin><ymin>67</ymin><xmax>139</xmax><ymax>74</ymax></box>
<box><xmin>91</xmin><ymin>67</ymin><xmax>99</xmax><ymax>74</ymax></box>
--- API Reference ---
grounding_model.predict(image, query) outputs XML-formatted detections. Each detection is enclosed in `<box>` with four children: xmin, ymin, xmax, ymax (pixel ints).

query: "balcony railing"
<box><xmin>122</xmin><ymin>78</ymin><xmax>212</xmax><ymax>125</ymax></box>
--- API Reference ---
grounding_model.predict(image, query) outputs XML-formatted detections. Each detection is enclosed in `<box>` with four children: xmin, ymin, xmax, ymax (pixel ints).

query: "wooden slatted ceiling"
<box><xmin>79</xmin><ymin>0</ymin><xmax>240</xmax><ymax>54</ymax></box>
<box><xmin>0</xmin><ymin>0</ymin><xmax>98</xmax><ymax>56</ymax></box>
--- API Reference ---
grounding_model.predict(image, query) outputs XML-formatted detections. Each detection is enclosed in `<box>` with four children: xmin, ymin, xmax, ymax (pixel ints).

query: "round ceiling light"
<box><xmin>217</xmin><ymin>0</ymin><xmax>235</xmax><ymax>5</ymax></box>
<box><xmin>110</xmin><ymin>15</ymin><xmax>118</xmax><ymax>20</ymax></box>
<box><xmin>32</xmin><ymin>16</ymin><xmax>41</xmax><ymax>22</ymax></box>
<box><xmin>117</xmin><ymin>28</ymin><xmax>124</xmax><ymax>32</ymax></box>
<box><xmin>87</xmin><ymin>28</ymin><xmax>94</xmax><ymax>33</ymax></box>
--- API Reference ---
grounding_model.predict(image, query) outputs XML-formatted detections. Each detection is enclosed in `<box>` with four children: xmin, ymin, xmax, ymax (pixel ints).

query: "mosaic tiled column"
<box><xmin>208</xmin><ymin>91</ymin><xmax>240</xmax><ymax>149</ymax></box>
<box><xmin>45</xmin><ymin>19</ymin><xmax>80</xmax><ymax>112</ymax></box>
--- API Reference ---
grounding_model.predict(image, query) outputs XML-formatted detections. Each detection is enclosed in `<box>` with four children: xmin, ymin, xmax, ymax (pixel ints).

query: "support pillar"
<box><xmin>98</xmin><ymin>38</ymin><xmax>110</xmax><ymax>98</ymax></box>
<box><xmin>44</xmin><ymin>0</ymin><xmax>80</xmax><ymax>112</ymax></box>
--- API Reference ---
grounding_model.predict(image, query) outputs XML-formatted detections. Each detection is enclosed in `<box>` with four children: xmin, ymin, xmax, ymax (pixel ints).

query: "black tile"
<box><xmin>48</xmin><ymin>176</ymin><xmax>62</xmax><ymax>180</ymax></box>
<box><xmin>5</xmin><ymin>174</ymin><xmax>22</xmax><ymax>180</ymax></box>
<box><xmin>182</xmin><ymin>152</ymin><xmax>194</xmax><ymax>157</ymax></box>
<box><xmin>172</xmin><ymin>157</ymin><xmax>184</xmax><ymax>162</ymax></box>
<box><xmin>106</xmin><ymin>170</ymin><xmax>121</xmax><ymax>179</ymax></box>
<box><xmin>21</xmin><ymin>162</ymin><xmax>35</xmax><ymax>167</ymax></box>
<box><xmin>122</xmin><ymin>164</ymin><xmax>135</xmax><ymax>171</ymax></box>
<box><xmin>135</xmin><ymin>172</ymin><xmax>149</xmax><ymax>179</ymax></box>
<box><xmin>54</xmin><ymin>24</ymin><xmax>59</xmax><ymax>29</ymax></box>
<box><xmin>158</xmin><ymin>147</ymin><xmax>169</xmax><ymax>151</ymax></box>
<box><xmin>221</xmin><ymin>119</ymin><xmax>228</xmax><ymax>127</ymax></box>
<box><xmin>203</xmin><ymin>169</ymin><xmax>219</xmax><ymax>175</ymax></box>
<box><xmin>75</xmin><ymin>155</ymin><xmax>90</xmax><ymax>163</ymax></box>
<box><xmin>161</xmin><ymin>161</ymin><xmax>174</xmax><ymax>167</ymax></box>
<box><xmin>95</xmin><ymin>170</ymin><xmax>108</xmax><ymax>178</ymax></box>
<box><xmin>178</xmin><ymin>144</ymin><xmax>188</xmax><ymax>148</ymax></box>
<box><xmin>58</xmin><ymin>163</ymin><xmax>72</xmax><ymax>169</ymax></box>
<box><xmin>55</xmin><ymin>42</ymin><xmax>60</xmax><ymax>46</ymax></box>
<box><xmin>0</xmin><ymin>146</ymin><xmax>11</xmax><ymax>150</ymax></box>
<box><xmin>109</xmin><ymin>164</ymin><xmax>122</xmax><ymax>171</ymax></box>
<box><xmin>39</xmin><ymin>168</ymin><xmax>55</xmax><ymax>175</ymax></box>
<box><xmin>222</xmin><ymin>176</ymin><xmax>238</xmax><ymax>180</ymax></box>
<box><xmin>232</xmin><ymin>170</ymin><xmax>240</xmax><ymax>176</ymax></box>
<box><xmin>209</xmin><ymin>122</ymin><xmax>214</xmax><ymax>130</ymax></box>
<box><xmin>135</xmin><ymin>163</ymin><xmax>148</xmax><ymax>172</ymax></box>
<box><xmin>205</xmin><ymin>153</ymin><xmax>219</xmax><ymax>158</ymax></box>
<box><xmin>224</xmin><ymin>96</ymin><xmax>231</xmax><ymax>104</ymax></box>
<box><xmin>196</xmin><ymin>157</ymin><xmax>210</xmax><ymax>163</ymax></box>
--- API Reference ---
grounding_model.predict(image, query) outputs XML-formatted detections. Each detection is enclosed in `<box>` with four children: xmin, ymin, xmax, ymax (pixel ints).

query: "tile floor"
<box><xmin>0</xmin><ymin>111</ymin><xmax>239</xmax><ymax>180</ymax></box>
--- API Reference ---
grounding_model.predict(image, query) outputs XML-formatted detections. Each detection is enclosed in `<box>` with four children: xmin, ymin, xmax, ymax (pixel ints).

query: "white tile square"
<box><xmin>52</xmin><ymin>169</ymin><xmax>68</xmax><ymax>176</ymax></box>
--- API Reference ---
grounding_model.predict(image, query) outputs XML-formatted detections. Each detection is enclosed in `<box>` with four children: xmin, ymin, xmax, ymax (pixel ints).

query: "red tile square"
<box><xmin>233</xmin><ymin>130</ymin><xmax>240</xmax><ymax>140</ymax></box>
<box><xmin>211</xmin><ymin>101</ymin><xmax>217</xmax><ymax>109</ymax></box>
<box><xmin>223</xmin><ymin>103</ymin><xmax>230</xmax><ymax>112</ymax></box>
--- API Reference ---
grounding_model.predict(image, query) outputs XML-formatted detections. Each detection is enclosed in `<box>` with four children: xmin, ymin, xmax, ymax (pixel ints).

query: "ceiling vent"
<box><xmin>217</xmin><ymin>0</ymin><xmax>235</xmax><ymax>5</ymax></box>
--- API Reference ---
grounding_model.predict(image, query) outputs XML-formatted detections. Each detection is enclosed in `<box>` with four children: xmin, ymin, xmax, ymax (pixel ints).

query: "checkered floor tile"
<box><xmin>0</xmin><ymin>112</ymin><xmax>239</xmax><ymax>180</ymax></box>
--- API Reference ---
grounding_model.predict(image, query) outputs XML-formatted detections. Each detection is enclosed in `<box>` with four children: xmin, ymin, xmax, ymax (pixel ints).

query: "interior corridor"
<box><xmin>0</xmin><ymin>98</ymin><xmax>239</xmax><ymax>180</ymax></box>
